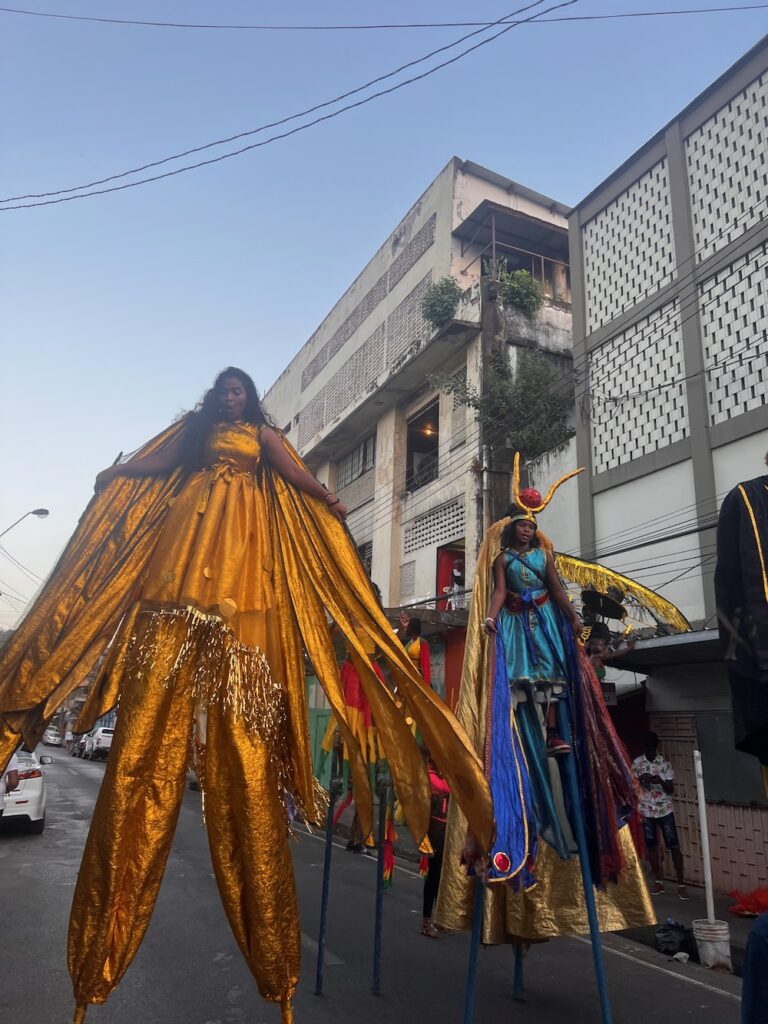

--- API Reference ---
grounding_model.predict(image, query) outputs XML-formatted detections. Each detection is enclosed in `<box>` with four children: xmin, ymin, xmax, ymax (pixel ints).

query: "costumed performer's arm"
<box><xmin>482</xmin><ymin>555</ymin><xmax>508</xmax><ymax>634</ymax></box>
<box><xmin>94</xmin><ymin>433</ymin><xmax>186</xmax><ymax>490</ymax></box>
<box><xmin>261</xmin><ymin>427</ymin><xmax>348</xmax><ymax>522</ymax></box>
<box><xmin>544</xmin><ymin>549</ymin><xmax>581</xmax><ymax>632</ymax></box>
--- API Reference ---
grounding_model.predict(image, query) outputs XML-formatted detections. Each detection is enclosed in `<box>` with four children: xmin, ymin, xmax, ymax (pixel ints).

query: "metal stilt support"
<box><xmin>556</xmin><ymin>699</ymin><xmax>613</xmax><ymax>1024</ymax></box>
<box><xmin>462</xmin><ymin>879</ymin><xmax>485</xmax><ymax>1024</ymax></box>
<box><xmin>371</xmin><ymin>770</ymin><xmax>391</xmax><ymax>996</ymax></box>
<box><xmin>513</xmin><ymin>943</ymin><xmax>525</xmax><ymax>1000</ymax></box>
<box><xmin>314</xmin><ymin>767</ymin><xmax>342</xmax><ymax>996</ymax></box>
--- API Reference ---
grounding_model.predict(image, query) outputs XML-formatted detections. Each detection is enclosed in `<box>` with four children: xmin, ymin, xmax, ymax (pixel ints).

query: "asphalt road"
<box><xmin>0</xmin><ymin>754</ymin><xmax>744</xmax><ymax>1024</ymax></box>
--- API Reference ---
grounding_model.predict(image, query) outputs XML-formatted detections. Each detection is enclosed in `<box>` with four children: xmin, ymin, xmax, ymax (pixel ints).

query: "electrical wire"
<box><xmin>0</xmin><ymin>544</ymin><xmax>45</xmax><ymax>584</ymax></box>
<box><xmin>1</xmin><ymin>4</ymin><xmax>766</xmax><ymax>30</ymax></box>
<box><xmin>0</xmin><ymin>0</ymin><xmax>569</xmax><ymax>207</ymax></box>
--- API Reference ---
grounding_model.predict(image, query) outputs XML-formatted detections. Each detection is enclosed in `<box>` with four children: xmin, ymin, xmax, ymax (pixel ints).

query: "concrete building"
<box><xmin>565</xmin><ymin>36</ymin><xmax>768</xmax><ymax>892</ymax></box>
<box><xmin>265</xmin><ymin>157</ymin><xmax>572</xmax><ymax>711</ymax></box>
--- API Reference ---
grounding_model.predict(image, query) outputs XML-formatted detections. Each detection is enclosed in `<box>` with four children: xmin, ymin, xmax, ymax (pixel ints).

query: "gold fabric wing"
<box><xmin>0</xmin><ymin>421</ymin><xmax>188</xmax><ymax>758</ymax></box>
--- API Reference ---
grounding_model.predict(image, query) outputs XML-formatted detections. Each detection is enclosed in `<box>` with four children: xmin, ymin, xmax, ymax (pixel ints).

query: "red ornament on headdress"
<box><xmin>518</xmin><ymin>487</ymin><xmax>542</xmax><ymax>510</ymax></box>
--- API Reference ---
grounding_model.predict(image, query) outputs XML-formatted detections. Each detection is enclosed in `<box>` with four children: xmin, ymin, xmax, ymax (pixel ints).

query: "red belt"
<box><xmin>503</xmin><ymin>591</ymin><xmax>549</xmax><ymax>614</ymax></box>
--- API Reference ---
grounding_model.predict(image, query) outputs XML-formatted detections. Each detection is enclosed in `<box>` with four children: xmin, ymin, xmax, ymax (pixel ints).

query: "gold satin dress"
<box><xmin>69</xmin><ymin>423</ymin><xmax>300</xmax><ymax>1020</ymax></box>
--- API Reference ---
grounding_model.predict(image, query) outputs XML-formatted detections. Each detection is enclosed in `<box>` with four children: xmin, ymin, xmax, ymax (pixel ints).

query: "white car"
<box><xmin>2</xmin><ymin>748</ymin><xmax>51</xmax><ymax>833</ymax></box>
<box><xmin>42</xmin><ymin>727</ymin><xmax>62</xmax><ymax>746</ymax></box>
<box><xmin>83</xmin><ymin>727</ymin><xmax>114</xmax><ymax>761</ymax></box>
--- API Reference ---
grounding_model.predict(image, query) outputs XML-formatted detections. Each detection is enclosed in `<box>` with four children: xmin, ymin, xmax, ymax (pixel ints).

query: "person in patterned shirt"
<box><xmin>633</xmin><ymin>731</ymin><xmax>689</xmax><ymax>900</ymax></box>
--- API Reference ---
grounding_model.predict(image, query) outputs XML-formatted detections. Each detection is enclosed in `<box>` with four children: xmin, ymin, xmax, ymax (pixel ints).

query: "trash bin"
<box><xmin>692</xmin><ymin>919</ymin><xmax>732</xmax><ymax>971</ymax></box>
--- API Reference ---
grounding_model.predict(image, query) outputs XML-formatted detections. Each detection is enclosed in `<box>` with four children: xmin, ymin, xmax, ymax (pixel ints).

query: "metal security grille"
<box><xmin>296</xmin><ymin>391</ymin><xmax>324</xmax><ymax>448</ymax></box>
<box><xmin>301</xmin><ymin>273</ymin><xmax>388</xmax><ymax>391</ymax></box>
<box><xmin>699</xmin><ymin>241</ymin><xmax>768</xmax><ymax>425</ymax></box>
<box><xmin>685</xmin><ymin>70</ymin><xmax>768</xmax><ymax>264</ymax></box>
<box><xmin>400</xmin><ymin>560</ymin><xmax>416</xmax><ymax>601</ymax></box>
<box><xmin>388</xmin><ymin>214</ymin><xmax>437</xmax><ymax>291</ymax></box>
<box><xmin>386</xmin><ymin>273</ymin><xmax>433</xmax><ymax>365</ymax></box>
<box><xmin>300</xmin><ymin>215</ymin><xmax>436</xmax><ymax>393</ymax></box>
<box><xmin>298</xmin><ymin>325</ymin><xmax>386</xmax><ymax>448</ymax></box>
<box><xmin>296</xmin><ymin>274</ymin><xmax>431</xmax><ymax>451</ymax></box>
<box><xmin>336</xmin><ymin>435</ymin><xmax>376</xmax><ymax>490</ymax></box>
<box><xmin>356</xmin><ymin>540</ymin><xmax>373</xmax><ymax>576</ymax></box>
<box><xmin>403</xmin><ymin>500</ymin><xmax>465</xmax><ymax>555</ymax></box>
<box><xmin>589</xmin><ymin>301</ymin><xmax>689</xmax><ymax>474</ymax></box>
<box><xmin>583</xmin><ymin>160</ymin><xmax>676</xmax><ymax>333</ymax></box>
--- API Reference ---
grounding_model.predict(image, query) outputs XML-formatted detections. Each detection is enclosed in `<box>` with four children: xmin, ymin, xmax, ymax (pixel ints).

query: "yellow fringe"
<box><xmin>73</xmin><ymin>1005</ymin><xmax>87</xmax><ymax>1024</ymax></box>
<box><xmin>129</xmin><ymin>606</ymin><xmax>287</xmax><ymax>745</ymax></box>
<box><xmin>555</xmin><ymin>554</ymin><xmax>691</xmax><ymax>633</ymax></box>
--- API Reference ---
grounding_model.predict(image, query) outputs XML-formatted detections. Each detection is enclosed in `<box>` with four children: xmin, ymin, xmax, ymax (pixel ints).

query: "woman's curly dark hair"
<box><xmin>500</xmin><ymin>517</ymin><xmax>541</xmax><ymax>551</ymax></box>
<box><xmin>180</xmin><ymin>367</ymin><xmax>274</xmax><ymax>470</ymax></box>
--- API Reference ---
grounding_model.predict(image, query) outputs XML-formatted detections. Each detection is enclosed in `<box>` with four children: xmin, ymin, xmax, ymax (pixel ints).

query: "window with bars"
<box><xmin>406</xmin><ymin>401</ymin><xmax>439</xmax><ymax>491</ymax></box>
<box><xmin>335</xmin><ymin>434</ymin><xmax>376</xmax><ymax>490</ymax></box>
<box><xmin>356</xmin><ymin>540</ymin><xmax>373</xmax><ymax>576</ymax></box>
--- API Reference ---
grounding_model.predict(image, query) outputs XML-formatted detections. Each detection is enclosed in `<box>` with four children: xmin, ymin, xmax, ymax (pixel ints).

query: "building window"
<box><xmin>357</xmin><ymin>540</ymin><xmax>373</xmax><ymax>576</ymax></box>
<box><xmin>406</xmin><ymin>401</ymin><xmax>439</xmax><ymax>491</ymax></box>
<box><xmin>336</xmin><ymin>434</ymin><xmax>376</xmax><ymax>490</ymax></box>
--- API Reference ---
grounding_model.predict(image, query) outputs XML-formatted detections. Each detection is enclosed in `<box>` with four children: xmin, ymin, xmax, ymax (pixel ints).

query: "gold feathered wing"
<box><xmin>262</xmin><ymin>440</ymin><xmax>494</xmax><ymax>851</ymax></box>
<box><xmin>0</xmin><ymin>421</ymin><xmax>188</xmax><ymax>760</ymax></box>
<box><xmin>435</xmin><ymin>518</ymin><xmax>655</xmax><ymax>941</ymax></box>
<box><xmin>555</xmin><ymin>554</ymin><xmax>692</xmax><ymax>633</ymax></box>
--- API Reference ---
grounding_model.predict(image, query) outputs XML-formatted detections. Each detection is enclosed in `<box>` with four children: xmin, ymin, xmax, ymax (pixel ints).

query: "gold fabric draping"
<box><xmin>0</xmin><ymin>416</ymin><xmax>494</xmax><ymax>1020</ymax></box>
<box><xmin>435</xmin><ymin>517</ymin><xmax>655</xmax><ymax>942</ymax></box>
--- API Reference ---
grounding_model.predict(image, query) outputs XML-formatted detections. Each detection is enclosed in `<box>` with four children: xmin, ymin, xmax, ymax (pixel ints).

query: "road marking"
<box><xmin>301</xmin><ymin>932</ymin><xmax>344</xmax><ymax>965</ymax></box>
<box><xmin>297</xmin><ymin>826</ymin><xmax>422</xmax><ymax>880</ymax></box>
<box><xmin>572</xmin><ymin>936</ymin><xmax>741</xmax><ymax>1002</ymax></box>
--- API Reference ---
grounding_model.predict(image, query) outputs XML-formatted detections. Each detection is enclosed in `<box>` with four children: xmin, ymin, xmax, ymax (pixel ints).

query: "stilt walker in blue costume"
<box><xmin>437</xmin><ymin>456</ymin><xmax>689</xmax><ymax>1020</ymax></box>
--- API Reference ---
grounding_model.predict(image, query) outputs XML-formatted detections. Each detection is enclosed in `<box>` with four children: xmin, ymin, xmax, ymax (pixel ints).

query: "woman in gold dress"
<box><xmin>0</xmin><ymin>368</ymin><xmax>493</xmax><ymax>1023</ymax></box>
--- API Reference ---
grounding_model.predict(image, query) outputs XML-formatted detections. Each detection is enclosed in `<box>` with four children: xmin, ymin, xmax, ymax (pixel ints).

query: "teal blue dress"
<box><xmin>497</xmin><ymin>548</ymin><xmax>568</xmax><ymax>688</ymax></box>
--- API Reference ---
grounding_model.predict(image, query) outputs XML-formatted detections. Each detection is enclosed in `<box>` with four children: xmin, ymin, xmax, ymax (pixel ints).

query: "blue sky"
<box><xmin>1</xmin><ymin>1</ymin><xmax>767</xmax><ymax>624</ymax></box>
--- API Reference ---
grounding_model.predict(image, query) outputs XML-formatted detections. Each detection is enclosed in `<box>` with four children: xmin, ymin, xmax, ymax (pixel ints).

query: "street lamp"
<box><xmin>0</xmin><ymin>508</ymin><xmax>50</xmax><ymax>539</ymax></box>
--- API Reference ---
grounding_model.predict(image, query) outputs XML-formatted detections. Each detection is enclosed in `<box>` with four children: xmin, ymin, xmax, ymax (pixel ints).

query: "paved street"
<box><xmin>0</xmin><ymin>756</ymin><xmax>744</xmax><ymax>1024</ymax></box>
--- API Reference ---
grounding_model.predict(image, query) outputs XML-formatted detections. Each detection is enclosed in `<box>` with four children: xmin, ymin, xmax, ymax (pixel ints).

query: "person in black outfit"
<box><xmin>714</xmin><ymin>454</ymin><xmax>768</xmax><ymax>765</ymax></box>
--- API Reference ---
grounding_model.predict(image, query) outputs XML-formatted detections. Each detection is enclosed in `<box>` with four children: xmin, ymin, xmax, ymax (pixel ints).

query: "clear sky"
<box><xmin>1</xmin><ymin>1</ymin><xmax>767</xmax><ymax>625</ymax></box>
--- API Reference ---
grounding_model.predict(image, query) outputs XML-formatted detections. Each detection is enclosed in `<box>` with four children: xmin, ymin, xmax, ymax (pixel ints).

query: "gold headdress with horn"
<box><xmin>511</xmin><ymin>452</ymin><xmax>585</xmax><ymax>521</ymax></box>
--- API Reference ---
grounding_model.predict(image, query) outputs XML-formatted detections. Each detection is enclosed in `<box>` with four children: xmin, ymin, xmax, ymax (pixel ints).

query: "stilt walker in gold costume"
<box><xmin>0</xmin><ymin>368</ymin><xmax>494</xmax><ymax>1023</ymax></box>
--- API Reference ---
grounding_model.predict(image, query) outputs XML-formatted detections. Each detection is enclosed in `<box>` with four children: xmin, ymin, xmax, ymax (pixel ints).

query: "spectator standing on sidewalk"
<box><xmin>633</xmin><ymin>731</ymin><xmax>689</xmax><ymax>900</ymax></box>
<box><xmin>420</xmin><ymin>754</ymin><xmax>450</xmax><ymax>938</ymax></box>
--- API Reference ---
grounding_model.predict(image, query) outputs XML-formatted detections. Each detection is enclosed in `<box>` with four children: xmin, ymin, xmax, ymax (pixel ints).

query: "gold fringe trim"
<box><xmin>555</xmin><ymin>554</ymin><xmax>691</xmax><ymax>633</ymax></box>
<box><xmin>129</xmin><ymin>606</ymin><xmax>287</xmax><ymax>747</ymax></box>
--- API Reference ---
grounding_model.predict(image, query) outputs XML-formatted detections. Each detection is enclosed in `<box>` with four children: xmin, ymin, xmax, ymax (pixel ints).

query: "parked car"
<box><xmin>2</xmin><ymin>747</ymin><xmax>51</xmax><ymax>833</ymax></box>
<box><xmin>42</xmin><ymin>726</ymin><xmax>62</xmax><ymax>746</ymax></box>
<box><xmin>83</xmin><ymin>727</ymin><xmax>114</xmax><ymax>761</ymax></box>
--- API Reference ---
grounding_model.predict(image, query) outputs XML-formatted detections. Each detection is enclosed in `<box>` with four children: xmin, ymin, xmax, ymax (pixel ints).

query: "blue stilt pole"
<box><xmin>556</xmin><ymin>699</ymin><xmax>613</xmax><ymax>1024</ymax></box>
<box><xmin>371</xmin><ymin>775</ymin><xmax>390</xmax><ymax>996</ymax></box>
<box><xmin>462</xmin><ymin>880</ymin><xmax>485</xmax><ymax>1024</ymax></box>
<box><xmin>314</xmin><ymin>769</ymin><xmax>342</xmax><ymax>996</ymax></box>
<box><xmin>513</xmin><ymin>943</ymin><xmax>525</xmax><ymax>1000</ymax></box>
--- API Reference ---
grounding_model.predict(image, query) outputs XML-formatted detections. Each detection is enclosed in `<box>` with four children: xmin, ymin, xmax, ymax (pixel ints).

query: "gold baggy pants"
<box><xmin>67</xmin><ymin>613</ymin><xmax>299</xmax><ymax>1021</ymax></box>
